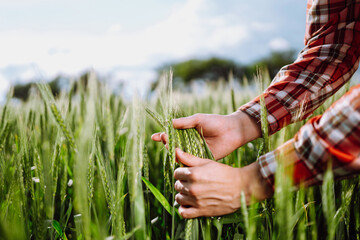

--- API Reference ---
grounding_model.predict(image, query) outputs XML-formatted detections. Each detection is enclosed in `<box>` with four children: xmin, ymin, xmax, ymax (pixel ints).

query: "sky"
<box><xmin>0</xmin><ymin>0</ymin><xmax>307</xmax><ymax>100</ymax></box>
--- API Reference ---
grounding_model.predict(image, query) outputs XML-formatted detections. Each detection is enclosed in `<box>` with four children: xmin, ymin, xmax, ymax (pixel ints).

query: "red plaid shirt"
<box><xmin>240</xmin><ymin>0</ymin><xmax>360</xmax><ymax>186</ymax></box>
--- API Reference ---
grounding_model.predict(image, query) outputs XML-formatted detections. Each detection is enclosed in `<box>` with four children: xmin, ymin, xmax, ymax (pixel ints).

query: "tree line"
<box><xmin>11</xmin><ymin>50</ymin><xmax>295</xmax><ymax>101</ymax></box>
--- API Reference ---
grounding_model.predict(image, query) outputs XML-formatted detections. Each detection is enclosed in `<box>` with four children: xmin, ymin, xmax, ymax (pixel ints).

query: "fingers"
<box><xmin>175</xmin><ymin>193</ymin><xmax>196</xmax><ymax>207</ymax></box>
<box><xmin>160</xmin><ymin>132</ymin><xmax>168</xmax><ymax>144</ymax></box>
<box><xmin>175</xmin><ymin>148</ymin><xmax>209</xmax><ymax>167</ymax></box>
<box><xmin>173</xmin><ymin>114</ymin><xmax>202</xmax><ymax>129</ymax></box>
<box><xmin>178</xmin><ymin>205</ymin><xmax>201</xmax><ymax>219</ymax></box>
<box><xmin>151</xmin><ymin>132</ymin><xmax>168</xmax><ymax>145</ymax></box>
<box><xmin>174</xmin><ymin>167</ymin><xmax>192</xmax><ymax>181</ymax></box>
<box><xmin>151</xmin><ymin>132</ymin><xmax>162</xmax><ymax>142</ymax></box>
<box><xmin>174</xmin><ymin>180</ymin><xmax>190</xmax><ymax>194</ymax></box>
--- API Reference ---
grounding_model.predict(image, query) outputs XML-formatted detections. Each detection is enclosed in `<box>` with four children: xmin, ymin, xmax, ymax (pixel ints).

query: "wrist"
<box><xmin>237</xmin><ymin>162</ymin><xmax>273</xmax><ymax>204</ymax></box>
<box><xmin>229</xmin><ymin>110</ymin><xmax>261</xmax><ymax>146</ymax></box>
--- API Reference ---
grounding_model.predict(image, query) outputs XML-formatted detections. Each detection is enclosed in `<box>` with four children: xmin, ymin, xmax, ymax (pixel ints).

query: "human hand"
<box><xmin>173</xmin><ymin>148</ymin><xmax>273</xmax><ymax>218</ymax></box>
<box><xmin>151</xmin><ymin>110</ymin><xmax>261</xmax><ymax>160</ymax></box>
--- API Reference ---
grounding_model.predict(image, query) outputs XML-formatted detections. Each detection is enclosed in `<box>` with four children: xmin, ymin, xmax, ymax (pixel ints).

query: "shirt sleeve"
<box><xmin>240</xmin><ymin>0</ymin><xmax>360</xmax><ymax>135</ymax></box>
<box><xmin>258</xmin><ymin>84</ymin><xmax>360</xmax><ymax>187</ymax></box>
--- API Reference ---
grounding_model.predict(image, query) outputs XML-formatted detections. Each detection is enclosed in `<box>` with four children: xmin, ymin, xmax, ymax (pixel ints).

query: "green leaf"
<box><xmin>52</xmin><ymin>220</ymin><xmax>68</xmax><ymax>240</ymax></box>
<box><xmin>145</xmin><ymin>107</ymin><xmax>166</xmax><ymax>130</ymax></box>
<box><xmin>141</xmin><ymin>177</ymin><xmax>181</xmax><ymax>218</ymax></box>
<box><xmin>122</xmin><ymin>226</ymin><xmax>141</xmax><ymax>240</ymax></box>
<box><xmin>231</xmin><ymin>87</ymin><xmax>236</xmax><ymax>112</ymax></box>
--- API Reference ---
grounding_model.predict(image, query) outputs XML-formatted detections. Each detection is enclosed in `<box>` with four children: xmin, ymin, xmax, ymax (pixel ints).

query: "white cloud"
<box><xmin>142</xmin><ymin>0</ymin><xmax>250</xmax><ymax>57</ymax></box>
<box><xmin>18</xmin><ymin>68</ymin><xmax>38</xmax><ymax>80</ymax></box>
<box><xmin>107</xmin><ymin>24</ymin><xmax>123</xmax><ymax>35</ymax></box>
<box><xmin>269</xmin><ymin>37</ymin><xmax>290</xmax><ymax>51</ymax></box>
<box><xmin>0</xmin><ymin>0</ymin><xmax>252</xmax><ymax>91</ymax></box>
<box><xmin>251</xmin><ymin>22</ymin><xmax>275</xmax><ymax>32</ymax></box>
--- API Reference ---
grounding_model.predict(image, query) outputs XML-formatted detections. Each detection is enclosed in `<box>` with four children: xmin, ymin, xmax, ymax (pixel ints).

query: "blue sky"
<box><xmin>0</xmin><ymin>0</ymin><xmax>307</xmax><ymax>99</ymax></box>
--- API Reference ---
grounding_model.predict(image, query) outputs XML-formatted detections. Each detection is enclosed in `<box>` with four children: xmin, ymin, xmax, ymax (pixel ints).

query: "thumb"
<box><xmin>176</xmin><ymin>148</ymin><xmax>209</xmax><ymax>167</ymax></box>
<box><xmin>173</xmin><ymin>114</ymin><xmax>201</xmax><ymax>129</ymax></box>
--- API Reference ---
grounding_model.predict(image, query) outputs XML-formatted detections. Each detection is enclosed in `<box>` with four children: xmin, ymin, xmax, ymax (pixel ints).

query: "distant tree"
<box><xmin>171</xmin><ymin>57</ymin><xmax>243</xmax><ymax>83</ymax></box>
<box><xmin>244</xmin><ymin>50</ymin><xmax>296</xmax><ymax>79</ymax></box>
<box><xmin>152</xmin><ymin>50</ymin><xmax>296</xmax><ymax>90</ymax></box>
<box><xmin>152</xmin><ymin>57</ymin><xmax>245</xmax><ymax>89</ymax></box>
<box><xmin>11</xmin><ymin>70</ymin><xmax>98</xmax><ymax>101</ymax></box>
<box><xmin>13</xmin><ymin>77</ymin><xmax>62</xmax><ymax>101</ymax></box>
<box><xmin>13</xmin><ymin>83</ymin><xmax>33</xmax><ymax>101</ymax></box>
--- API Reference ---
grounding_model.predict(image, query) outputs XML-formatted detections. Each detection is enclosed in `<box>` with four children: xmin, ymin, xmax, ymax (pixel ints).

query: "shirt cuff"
<box><xmin>258</xmin><ymin>139</ymin><xmax>315</xmax><ymax>187</ymax></box>
<box><xmin>258</xmin><ymin>150</ymin><xmax>277</xmax><ymax>188</ymax></box>
<box><xmin>239</xmin><ymin>93</ymin><xmax>293</xmax><ymax>135</ymax></box>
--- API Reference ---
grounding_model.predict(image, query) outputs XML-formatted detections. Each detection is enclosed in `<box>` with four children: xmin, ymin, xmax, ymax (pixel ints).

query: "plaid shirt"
<box><xmin>240</xmin><ymin>0</ymin><xmax>360</xmax><ymax>186</ymax></box>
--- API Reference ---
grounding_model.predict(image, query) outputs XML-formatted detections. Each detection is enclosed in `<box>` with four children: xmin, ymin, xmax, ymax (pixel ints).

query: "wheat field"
<box><xmin>0</xmin><ymin>71</ymin><xmax>359</xmax><ymax>240</ymax></box>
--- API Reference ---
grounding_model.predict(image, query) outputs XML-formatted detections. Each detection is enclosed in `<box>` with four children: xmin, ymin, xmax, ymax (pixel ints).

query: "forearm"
<box><xmin>238</xmin><ymin>161</ymin><xmax>274</xmax><ymax>203</ymax></box>
<box><xmin>258</xmin><ymin>85</ymin><xmax>360</xmax><ymax>187</ymax></box>
<box><xmin>240</xmin><ymin>0</ymin><xmax>360</xmax><ymax>135</ymax></box>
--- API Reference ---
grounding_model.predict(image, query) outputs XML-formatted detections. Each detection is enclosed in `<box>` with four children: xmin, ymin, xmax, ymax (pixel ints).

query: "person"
<box><xmin>152</xmin><ymin>0</ymin><xmax>360</xmax><ymax>219</ymax></box>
